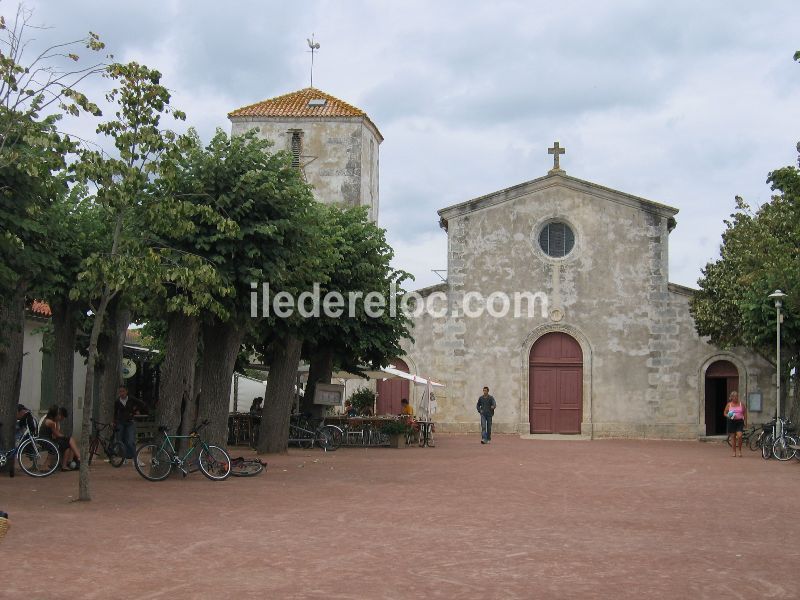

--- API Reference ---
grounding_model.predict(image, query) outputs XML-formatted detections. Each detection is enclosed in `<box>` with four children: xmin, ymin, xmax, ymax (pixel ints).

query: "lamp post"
<box><xmin>768</xmin><ymin>290</ymin><xmax>787</xmax><ymax>435</ymax></box>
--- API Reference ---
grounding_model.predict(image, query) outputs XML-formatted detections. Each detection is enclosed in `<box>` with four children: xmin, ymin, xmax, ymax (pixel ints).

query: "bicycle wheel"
<box><xmin>773</xmin><ymin>436</ymin><xmax>798</xmax><ymax>462</ymax></box>
<box><xmin>315</xmin><ymin>427</ymin><xmax>336</xmax><ymax>452</ymax></box>
<box><xmin>326</xmin><ymin>425</ymin><xmax>343</xmax><ymax>449</ymax></box>
<box><xmin>198</xmin><ymin>445</ymin><xmax>231</xmax><ymax>481</ymax></box>
<box><xmin>761</xmin><ymin>435</ymin><xmax>774</xmax><ymax>460</ymax></box>
<box><xmin>108</xmin><ymin>441</ymin><xmax>126</xmax><ymax>468</ymax></box>
<box><xmin>230</xmin><ymin>459</ymin><xmax>264</xmax><ymax>477</ymax></box>
<box><xmin>135</xmin><ymin>444</ymin><xmax>172</xmax><ymax>481</ymax></box>
<box><xmin>748</xmin><ymin>431</ymin><xmax>762</xmax><ymax>452</ymax></box>
<box><xmin>17</xmin><ymin>438</ymin><xmax>59</xmax><ymax>477</ymax></box>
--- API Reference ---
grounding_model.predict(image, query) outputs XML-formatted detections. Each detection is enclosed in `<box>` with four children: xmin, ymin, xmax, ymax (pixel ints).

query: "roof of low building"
<box><xmin>228</xmin><ymin>87</ymin><xmax>382</xmax><ymax>140</ymax></box>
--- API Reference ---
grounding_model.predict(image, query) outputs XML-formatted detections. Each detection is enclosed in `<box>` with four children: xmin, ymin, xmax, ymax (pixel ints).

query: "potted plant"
<box><xmin>348</xmin><ymin>388</ymin><xmax>376</xmax><ymax>416</ymax></box>
<box><xmin>381</xmin><ymin>419</ymin><xmax>412</xmax><ymax>448</ymax></box>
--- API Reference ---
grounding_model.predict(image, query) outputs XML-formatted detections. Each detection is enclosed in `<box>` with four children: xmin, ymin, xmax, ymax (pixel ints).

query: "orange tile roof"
<box><xmin>228</xmin><ymin>87</ymin><xmax>367</xmax><ymax>119</ymax></box>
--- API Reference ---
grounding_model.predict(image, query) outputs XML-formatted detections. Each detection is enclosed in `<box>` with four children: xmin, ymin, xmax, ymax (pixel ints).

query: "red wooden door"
<box><xmin>376</xmin><ymin>359</ymin><xmax>410</xmax><ymax>415</ymax></box>
<box><xmin>530</xmin><ymin>333</ymin><xmax>583</xmax><ymax>434</ymax></box>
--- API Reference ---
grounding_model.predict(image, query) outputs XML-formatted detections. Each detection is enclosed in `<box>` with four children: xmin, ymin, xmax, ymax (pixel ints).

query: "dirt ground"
<box><xmin>2</xmin><ymin>435</ymin><xmax>799</xmax><ymax>599</ymax></box>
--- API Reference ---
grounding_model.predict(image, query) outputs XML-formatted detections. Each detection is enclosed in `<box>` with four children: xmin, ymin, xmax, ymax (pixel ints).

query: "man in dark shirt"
<box><xmin>476</xmin><ymin>386</ymin><xmax>496</xmax><ymax>444</ymax></box>
<box><xmin>114</xmin><ymin>386</ymin><xmax>146</xmax><ymax>459</ymax></box>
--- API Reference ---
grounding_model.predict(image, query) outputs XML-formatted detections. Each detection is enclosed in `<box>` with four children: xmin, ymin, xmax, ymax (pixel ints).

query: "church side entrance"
<box><xmin>376</xmin><ymin>358</ymin><xmax>410</xmax><ymax>415</ymax></box>
<box><xmin>704</xmin><ymin>360</ymin><xmax>739</xmax><ymax>436</ymax></box>
<box><xmin>529</xmin><ymin>332</ymin><xmax>583</xmax><ymax>434</ymax></box>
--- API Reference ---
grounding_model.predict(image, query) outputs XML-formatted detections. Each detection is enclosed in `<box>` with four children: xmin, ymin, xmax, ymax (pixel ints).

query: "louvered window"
<box><xmin>539</xmin><ymin>222</ymin><xmax>575</xmax><ymax>258</ymax></box>
<box><xmin>289</xmin><ymin>130</ymin><xmax>303</xmax><ymax>168</ymax></box>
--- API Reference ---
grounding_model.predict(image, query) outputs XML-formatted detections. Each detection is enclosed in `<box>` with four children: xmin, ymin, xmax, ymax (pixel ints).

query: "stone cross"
<box><xmin>548</xmin><ymin>142</ymin><xmax>565</xmax><ymax>173</ymax></box>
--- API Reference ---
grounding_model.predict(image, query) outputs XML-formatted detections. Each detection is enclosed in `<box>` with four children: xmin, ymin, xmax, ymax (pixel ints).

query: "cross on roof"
<box><xmin>548</xmin><ymin>142</ymin><xmax>565</xmax><ymax>173</ymax></box>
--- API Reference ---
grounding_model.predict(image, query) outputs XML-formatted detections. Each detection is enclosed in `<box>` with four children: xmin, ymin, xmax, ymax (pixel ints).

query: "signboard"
<box><xmin>748</xmin><ymin>391</ymin><xmax>762</xmax><ymax>412</ymax></box>
<box><xmin>121</xmin><ymin>358</ymin><xmax>137</xmax><ymax>379</ymax></box>
<box><xmin>314</xmin><ymin>383</ymin><xmax>345</xmax><ymax>406</ymax></box>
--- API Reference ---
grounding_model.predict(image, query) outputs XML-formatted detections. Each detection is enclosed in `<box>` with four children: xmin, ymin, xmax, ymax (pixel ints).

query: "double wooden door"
<box><xmin>529</xmin><ymin>333</ymin><xmax>583</xmax><ymax>434</ymax></box>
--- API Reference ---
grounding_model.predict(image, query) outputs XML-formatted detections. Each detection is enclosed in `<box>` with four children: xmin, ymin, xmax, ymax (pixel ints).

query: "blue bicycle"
<box><xmin>0</xmin><ymin>413</ymin><xmax>60</xmax><ymax>477</ymax></box>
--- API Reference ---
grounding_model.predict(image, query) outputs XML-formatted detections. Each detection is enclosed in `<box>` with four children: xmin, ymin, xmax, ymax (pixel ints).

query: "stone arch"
<box><xmin>520</xmin><ymin>323</ymin><xmax>594</xmax><ymax>436</ymax></box>
<box><xmin>697</xmin><ymin>352</ymin><xmax>748</xmax><ymax>436</ymax></box>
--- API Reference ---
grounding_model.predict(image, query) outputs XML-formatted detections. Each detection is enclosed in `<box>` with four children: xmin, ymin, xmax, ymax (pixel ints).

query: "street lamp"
<box><xmin>768</xmin><ymin>289</ymin><xmax>787</xmax><ymax>434</ymax></box>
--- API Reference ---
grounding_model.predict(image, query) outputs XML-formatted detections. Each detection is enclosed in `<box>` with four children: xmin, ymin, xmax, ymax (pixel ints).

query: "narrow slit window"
<box><xmin>290</xmin><ymin>130</ymin><xmax>303</xmax><ymax>168</ymax></box>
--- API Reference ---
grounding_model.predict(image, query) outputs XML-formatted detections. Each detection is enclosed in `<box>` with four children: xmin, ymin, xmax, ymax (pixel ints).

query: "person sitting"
<box><xmin>400</xmin><ymin>398</ymin><xmax>414</xmax><ymax>416</ymax></box>
<box><xmin>343</xmin><ymin>400</ymin><xmax>358</xmax><ymax>417</ymax></box>
<box><xmin>249</xmin><ymin>397</ymin><xmax>263</xmax><ymax>416</ymax></box>
<box><xmin>39</xmin><ymin>406</ymin><xmax>81</xmax><ymax>471</ymax></box>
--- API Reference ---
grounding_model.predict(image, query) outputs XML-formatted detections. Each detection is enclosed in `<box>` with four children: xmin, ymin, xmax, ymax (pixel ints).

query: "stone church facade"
<box><xmin>401</xmin><ymin>149</ymin><xmax>775</xmax><ymax>438</ymax></box>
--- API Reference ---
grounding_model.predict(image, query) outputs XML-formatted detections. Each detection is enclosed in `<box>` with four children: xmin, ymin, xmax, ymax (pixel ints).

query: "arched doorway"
<box><xmin>529</xmin><ymin>332</ymin><xmax>583</xmax><ymax>434</ymax></box>
<box><xmin>704</xmin><ymin>360</ymin><xmax>739</xmax><ymax>435</ymax></box>
<box><xmin>376</xmin><ymin>358</ymin><xmax>410</xmax><ymax>415</ymax></box>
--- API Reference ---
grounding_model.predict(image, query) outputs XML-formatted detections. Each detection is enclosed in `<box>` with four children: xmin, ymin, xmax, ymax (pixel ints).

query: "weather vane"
<box><xmin>307</xmin><ymin>34</ymin><xmax>320</xmax><ymax>88</ymax></box>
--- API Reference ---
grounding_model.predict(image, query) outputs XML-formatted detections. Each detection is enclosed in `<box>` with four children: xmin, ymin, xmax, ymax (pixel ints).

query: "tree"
<box><xmin>300</xmin><ymin>207</ymin><xmax>412</xmax><ymax>415</ymax></box>
<box><xmin>0</xmin><ymin>6</ymin><xmax>103</xmax><ymax>446</ymax></box>
<box><xmin>690</xmin><ymin>156</ymin><xmax>800</xmax><ymax>418</ymax></box>
<box><xmin>256</xmin><ymin>206</ymin><xmax>412</xmax><ymax>454</ymax></box>
<box><xmin>71</xmin><ymin>61</ymin><xmax>221</xmax><ymax>500</ymax></box>
<box><xmin>154</xmin><ymin>128</ymin><xmax>319</xmax><ymax>448</ymax></box>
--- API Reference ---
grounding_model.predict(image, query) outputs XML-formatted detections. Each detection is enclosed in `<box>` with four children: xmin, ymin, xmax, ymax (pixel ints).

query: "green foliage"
<box><xmin>300</xmin><ymin>206</ymin><xmax>413</xmax><ymax>373</ymax></box>
<box><xmin>0</xmin><ymin>6</ymin><xmax>104</xmax><ymax>297</ymax></box>
<box><xmin>71</xmin><ymin>63</ymin><xmax>227</xmax><ymax>314</ymax></box>
<box><xmin>348</xmin><ymin>387</ymin><xmax>376</xmax><ymax>414</ymax></box>
<box><xmin>690</xmin><ymin>155</ymin><xmax>800</xmax><ymax>375</ymax></box>
<box><xmin>160</xmin><ymin>127</ymin><xmax>328</xmax><ymax>343</ymax></box>
<box><xmin>380</xmin><ymin>419</ymin><xmax>412</xmax><ymax>436</ymax></box>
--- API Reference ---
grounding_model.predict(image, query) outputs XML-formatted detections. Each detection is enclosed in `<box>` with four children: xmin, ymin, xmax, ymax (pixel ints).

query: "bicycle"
<box><xmin>134</xmin><ymin>419</ymin><xmax>231</xmax><ymax>481</ymax></box>
<box><xmin>230</xmin><ymin>456</ymin><xmax>267</xmax><ymax>477</ymax></box>
<box><xmin>0</xmin><ymin>413</ymin><xmax>60</xmax><ymax>478</ymax></box>
<box><xmin>771</xmin><ymin>419</ymin><xmax>798</xmax><ymax>462</ymax></box>
<box><xmin>87</xmin><ymin>419</ymin><xmax>125</xmax><ymax>468</ymax></box>
<box><xmin>288</xmin><ymin>414</ymin><xmax>342</xmax><ymax>451</ymax></box>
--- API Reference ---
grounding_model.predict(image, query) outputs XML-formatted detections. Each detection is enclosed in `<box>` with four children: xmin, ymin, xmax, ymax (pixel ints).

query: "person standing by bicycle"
<box><xmin>477</xmin><ymin>386</ymin><xmax>496</xmax><ymax>444</ymax></box>
<box><xmin>114</xmin><ymin>386</ymin><xmax>146</xmax><ymax>461</ymax></box>
<box><xmin>724</xmin><ymin>391</ymin><xmax>747</xmax><ymax>457</ymax></box>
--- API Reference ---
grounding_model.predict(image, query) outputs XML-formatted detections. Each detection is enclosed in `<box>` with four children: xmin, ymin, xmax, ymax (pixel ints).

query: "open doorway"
<box><xmin>704</xmin><ymin>360</ymin><xmax>739</xmax><ymax>435</ymax></box>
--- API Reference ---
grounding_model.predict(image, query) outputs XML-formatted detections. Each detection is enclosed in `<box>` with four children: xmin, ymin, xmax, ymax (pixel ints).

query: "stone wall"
<box><xmin>230</xmin><ymin>117</ymin><xmax>380</xmax><ymax>221</ymax></box>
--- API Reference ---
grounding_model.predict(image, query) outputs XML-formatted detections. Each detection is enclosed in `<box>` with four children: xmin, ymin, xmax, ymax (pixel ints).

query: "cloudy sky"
<box><xmin>22</xmin><ymin>0</ymin><xmax>800</xmax><ymax>289</ymax></box>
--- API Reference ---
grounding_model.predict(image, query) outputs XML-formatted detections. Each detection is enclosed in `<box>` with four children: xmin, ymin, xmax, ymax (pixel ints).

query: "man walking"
<box><xmin>114</xmin><ymin>386</ymin><xmax>146</xmax><ymax>460</ymax></box>
<box><xmin>476</xmin><ymin>386</ymin><xmax>496</xmax><ymax>444</ymax></box>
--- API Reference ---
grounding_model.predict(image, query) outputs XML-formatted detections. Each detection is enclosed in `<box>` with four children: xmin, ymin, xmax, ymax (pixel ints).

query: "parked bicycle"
<box><xmin>288</xmin><ymin>414</ymin><xmax>342</xmax><ymax>451</ymax></box>
<box><xmin>759</xmin><ymin>418</ymin><xmax>797</xmax><ymax>461</ymax></box>
<box><xmin>771</xmin><ymin>419</ymin><xmax>799</xmax><ymax>462</ymax></box>
<box><xmin>0</xmin><ymin>413</ymin><xmax>60</xmax><ymax>477</ymax></box>
<box><xmin>135</xmin><ymin>419</ymin><xmax>231</xmax><ymax>481</ymax></box>
<box><xmin>87</xmin><ymin>419</ymin><xmax>125</xmax><ymax>468</ymax></box>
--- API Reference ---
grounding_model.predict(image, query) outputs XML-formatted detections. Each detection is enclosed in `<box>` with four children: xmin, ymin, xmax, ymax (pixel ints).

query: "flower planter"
<box><xmin>388</xmin><ymin>434</ymin><xmax>405</xmax><ymax>448</ymax></box>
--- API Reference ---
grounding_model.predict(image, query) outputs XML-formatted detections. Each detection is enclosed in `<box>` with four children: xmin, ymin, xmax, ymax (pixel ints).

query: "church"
<box><xmin>227</xmin><ymin>87</ymin><xmax>775</xmax><ymax>439</ymax></box>
<box><xmin>400</xmin><ymin>144</ymin><xmax>775</xmax><ymax>438</ymax></box>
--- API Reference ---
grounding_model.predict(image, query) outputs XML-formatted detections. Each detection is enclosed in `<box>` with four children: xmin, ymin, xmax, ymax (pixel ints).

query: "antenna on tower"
<box><xmin>307</xmin><ymin>34</ymin><xmax>320</xmax><ymax>88</ymax></box>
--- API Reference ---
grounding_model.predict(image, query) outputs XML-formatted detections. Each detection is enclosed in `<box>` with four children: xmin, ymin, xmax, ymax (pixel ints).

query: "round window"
<box><xmin>538</xmin><ymin>222</ymin><xmax>575</xmax><ymax>258</ymax></box>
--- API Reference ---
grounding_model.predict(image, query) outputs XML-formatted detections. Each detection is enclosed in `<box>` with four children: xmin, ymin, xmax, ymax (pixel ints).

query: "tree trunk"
<box><xmin>51</xmin><ymin>297</ymin><xmax>79</xmax><ymax>435</ymax></box>
<box><xmin>180</xmin><ymin>352</ymin><xmax>204</xmax><ymax>437</ymax></box>
<box><xmin>157</xmin><ymin>312</ymin><xmax>198</xmax><ymax>436</ymax></box>
<box><xmin>258</xmin><ymin>335</ymin><xmax>303</xmax><ymax>454</ymax></box>
<box><xmin>198</xmin><ymin>320</ymin><xmax>243</xmax><ymax>448</ymax></box>
<box><xmin>78</xmin><ymin>292</ymin><xmax>113</xmax><ymax>501</ymax></box>
<box><xmin>301</xmin><ymin>346</ymin><xmax>334</xmax><ymax>416</ymax></box>
<box><xmin>0</xmin><ymin>282</ymin><xmax>26</xmax><ymax>450</ymax></box>
<box><xmin>98</xmin><ymin>302</ymin><xmax>130</xmax><ymax>426</ymax></box>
